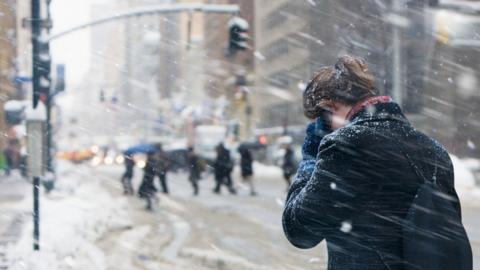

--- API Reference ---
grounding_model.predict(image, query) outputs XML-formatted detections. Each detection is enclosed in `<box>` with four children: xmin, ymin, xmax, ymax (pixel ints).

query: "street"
<box><xmin>4</xmin><ymin>162</ymin><xmax>473</xmax><ymax>270</ymax></box>
<box><xmin>0</xmin><ymin>0</ymin><xmax>479</xmax><ymax>269</ymax></box>
<box><xmin>94</xmin><ymin>164</ymin><xmax>328</xmax><ymax>269</ymax></box>
<box><xmin>3</xmin><ymin>162</ymin><xmax>480</xmax><ymax>269</ymax></box>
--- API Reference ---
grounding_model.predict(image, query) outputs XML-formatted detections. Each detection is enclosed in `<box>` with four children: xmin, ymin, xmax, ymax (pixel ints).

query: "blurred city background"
<box><xmin>0</xmin><ymin>0</ymin><xmax>479</xmax><ymax>269</ymax></box>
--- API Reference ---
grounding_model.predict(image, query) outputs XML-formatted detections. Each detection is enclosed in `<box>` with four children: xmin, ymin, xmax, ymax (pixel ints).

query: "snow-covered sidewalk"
<box><xmin>6</xmin><ymin>162</ymin><xmax>132</xmax><ymax>270</ymax></box>
<box><xmin>5</xmin><ymin>161</ymin><xmax>258</xmax><ymax>270</ymax></box>
<box><xmin>0</xmin><ymin>173</ymin><xmax>30</xmax><ymax>270</ymax></box>
<box><xmin>3</xmin><ymin>155</ymin><xmax>480</xmax><ymax>270</ymax></box>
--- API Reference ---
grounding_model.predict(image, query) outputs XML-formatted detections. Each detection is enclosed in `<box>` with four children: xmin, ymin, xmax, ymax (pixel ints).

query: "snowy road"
<box><xmin>94</xmin><ymin>164</ymin><xmax>328</xmax><ymax>270</ymax></box>
<box><xmin>93</xmin><ymin>163</ymin><xmax>480</xmax><ymax>270</ymax></box>
<box><xmin>4</xmin><ymin>163</ymin><xmax>480</xmax><ymax>270</ymax></box>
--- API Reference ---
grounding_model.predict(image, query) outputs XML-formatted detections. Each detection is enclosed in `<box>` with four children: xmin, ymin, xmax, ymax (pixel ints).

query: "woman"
<box><xmin>239</xmin><ymin>147</ymin><xmax>256</xmax><ymax>196</ymax></box>
<box><xmin>120</xmin><ymin>153</ymin><xmax>135</xmax><ymax>195</ymax></box>
<box><xmin>138</xmin><ymin>152</ymin><xmax>158</xmax><ymax>211</ymax></box>
<box><xmin>282</xmin><ymin>55</ymin><xmax>471</xmax><ymax>270</ymax></box>
<box><xmin>281</xmin><ymin>145</ymin><xmax>296</xmax><ymax>188</ymax></box>
<box><xmin>187</xmin><ymin>147</ymin><xmax>201</xmax><ymax>196</ymax></box>
<box><xmin>155</xmin><ymin>144</ymin><xmax>170</xmax><ymax>194</ymax></box>
<box><xmin>213</xmin><ymin>143</ymin><xmax>236</xmax><ymax>194</ymax></box>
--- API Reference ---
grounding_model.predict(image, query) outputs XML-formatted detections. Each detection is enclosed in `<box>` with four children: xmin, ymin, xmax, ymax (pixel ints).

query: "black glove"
<box><xmin>301</xmin><ymin>118</ymin><xmax>330</xmax><ymax>159</ymax></box>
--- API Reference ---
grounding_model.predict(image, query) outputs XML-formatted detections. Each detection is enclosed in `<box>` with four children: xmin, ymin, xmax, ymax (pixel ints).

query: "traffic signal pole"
<box><xmin>31</xmin><ymin>0</ymin><xmax>41</xmax><ymax>251</ymax></box>
<box><xmin>32</xmin><ymin>0</ymin><xmax>41</xmax><ymax>109</ymax></box>
<box><xmin>47</xmin><ymin>4</ymin><xmax>239</xmax><ymax>42</ymax></box>
<box><xmin>45</xmin><ymin>0</ymin><xmax>53</xmax><ymax>176</ymax></box>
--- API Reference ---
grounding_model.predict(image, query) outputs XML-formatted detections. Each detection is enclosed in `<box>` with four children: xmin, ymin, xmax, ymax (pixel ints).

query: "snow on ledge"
<box><xmin>25</xmin><ymin>103</ymin><xmax>47</xmax><ymax>121</ymax></box>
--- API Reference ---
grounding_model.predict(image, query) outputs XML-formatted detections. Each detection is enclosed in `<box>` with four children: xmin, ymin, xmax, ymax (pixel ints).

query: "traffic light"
<box><xmin>227</xmin><ymin>17</ymin><xmax>249</xmax><ymax>56</ymax></box>
<box><xmin>33</xmin><ymin>41</ymin><xmax>51</xmax><ymax>108</ymax></box>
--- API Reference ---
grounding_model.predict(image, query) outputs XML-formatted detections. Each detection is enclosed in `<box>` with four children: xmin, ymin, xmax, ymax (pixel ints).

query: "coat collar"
<box><xmin>347</xmin><ymin>96</ymin><xmax>409</xmax><ymax>126</ymax></box>
<box><xmin>346</xmin><ymin>96</ymin><xmax>392</xmax><ymax>121</ymax></box>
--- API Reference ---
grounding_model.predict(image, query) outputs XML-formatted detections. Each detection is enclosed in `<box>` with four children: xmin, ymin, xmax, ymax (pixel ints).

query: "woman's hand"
<box><xmin>301</xmin><ymin>119</ymin><xmax>329</xmax><ymax>160</ymax></box>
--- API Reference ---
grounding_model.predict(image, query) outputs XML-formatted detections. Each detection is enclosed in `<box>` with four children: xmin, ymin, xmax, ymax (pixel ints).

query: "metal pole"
<box><xmin>392</xmin><ymin>0</ymin><xmax>403</xmax><ymax>104</ymax></box>
<box><xmin>186</xmin><ymin>12</ymin><xmax>192</xmax><ymax>50</ymax></box>
<box><xmin>283</xmin><ymin>103</ymin><xmax>289</xmax><ymax>135</ymax></box>
<box><xmin>245</xmin><ymin>101</ymin><xmax>252</xmax><ymax>139</ymax></box>
<box><xmin>31</xmin><ymin>0</ymin><xmax>41</xmax><ymax>251</ymax></box>
<box><xmin>46</xmin><ymin>85</ymin><xmax>52</xmax><ymax>173</ymax></box>
<box><xmin>124</xmin><ymin>18</ymin><xmax>132</xmax><ymax>117</ymax></box>
<box><xmin>33</xmin><ymin>176</ymin><xmax>40</xmax><ymax>250</ymax></box>
<box><xmin>46</xmin><ymin>0</ymin><xmax>53</xmax><ymax>174</ymax></box>
<box><xmin>32</xmin><ymin>0</ymin><xmax>41</xmax><ymax>108</ymax></box>
<box><xmin>47</xmin><ymin>4</ymin><xmax>240</xmax><ymax>42</ymax></box>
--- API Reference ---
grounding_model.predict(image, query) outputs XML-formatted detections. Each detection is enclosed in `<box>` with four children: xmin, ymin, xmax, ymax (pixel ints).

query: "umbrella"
<box><xmin>238</xmin><ymin>141</ymin><xmax>266</xmax><ymax>152</ymax></box>
<box><xmin>124</xmin><ymin>144</ymin><xmax>157</xmax><ymax>156</ymax></box>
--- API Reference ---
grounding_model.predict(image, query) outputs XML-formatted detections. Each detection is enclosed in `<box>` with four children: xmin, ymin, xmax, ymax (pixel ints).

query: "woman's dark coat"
<box><xmin>187</xmin><ymin>152</ymin><xmax>201</xmax><ymax>181</ymax></box>
<box><xmin>138</xmin><ymin>155</ymin><xmax>157</xmax><ymax>198</ymax></box>
<box><xmin>239</xmin><ymin>149</ymin><xmax>253</xmax><ymax>177</ymax></box>
<box><xmin>214</xmin><ymin>146</ymin><xmax>232</xmax><ymax>178</ymax></box>
<box><xmin>282</xmin><ymin>102</ymin><xmax>465</xmax><ymax>270</ymax></box>
<box><xmin>282</xmin><ymin>148</ymin><xmax>296</xmax><ymax>178</ymax></box>
<box><xmin>156</xmin><ymin>150</ymin><xmax>170</xmax><ymax>173</ymax></box>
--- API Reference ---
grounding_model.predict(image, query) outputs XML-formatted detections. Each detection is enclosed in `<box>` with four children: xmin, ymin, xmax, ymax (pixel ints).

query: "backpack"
<box><xmin>399</xmin><ymin>146</ymin><xmax>472</xmax><ymax>270</ymax></box>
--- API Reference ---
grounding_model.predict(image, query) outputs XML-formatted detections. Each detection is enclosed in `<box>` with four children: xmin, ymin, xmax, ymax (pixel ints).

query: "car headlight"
<box><xmin>116</xmin><ymin>155</ymin><xmax>125</xmax><ymax>164</ymax></box>
<box><xmin>104</xmin><ymin>156</ymin><xmax>114</xmax><ymax>165</ymax></box>
<box><xmin>137</xmin><ymin>160</ymin><xmax>146</xmax><ymax>169</ymax></box>
<box><xmin>91</xmin><ymin>156</ymin><xmax>102</xmax><ymax>166</ymax></box>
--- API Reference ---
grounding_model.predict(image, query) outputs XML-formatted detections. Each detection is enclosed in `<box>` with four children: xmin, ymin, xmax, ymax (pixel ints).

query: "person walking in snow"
<box><xmin>213</xmin><ymin>143</ymin><xmax>236</xmax><ymax>194</ymax></box>
<box><xmin>121</xmin><ymin>153</ymin><xmax>135</xmax><ymax>195</ymax></box>
<box><xmin>187</xmin><ymin>147</ymin><xmax>201</xmax><ymax>196</ymax></box>
<box><xmin>138</xmin><ymin>152</ymin><xmax>158</xmax><ymax>211</ymax></box>
<box><xmin>239</xmin><ymin>146</ymin><xmax>256</xmax><ymax>196</ymax></box>
<box><xmin>155</xmin><ymin>144</ymin><xmax>170</xmax><ymax>194</ymax></box>
<box><xmin>282</xmin><ymin>145</ymin><xmax>296</xmax><ymax>188</ymax></box>
<box><xmin>282</xmin><ymin>55</ymin><xmax>471</xmax><ymax>270</ymax></box>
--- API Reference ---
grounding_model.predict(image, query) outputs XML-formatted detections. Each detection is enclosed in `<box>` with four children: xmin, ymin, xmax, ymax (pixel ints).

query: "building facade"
<box><xmin>0</xmin><ymin>0</ymin><xmax>34</xmax><ymax>149</ymax></box>
<box><xmin>253</xmin><ymin>0</ymin><xmax>479</xmax><ymax>157</ymax></box>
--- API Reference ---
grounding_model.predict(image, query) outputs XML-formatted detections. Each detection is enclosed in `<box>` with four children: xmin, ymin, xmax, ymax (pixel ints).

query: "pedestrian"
<box><xmin>3</xmin><ymin>148</ymin><xmax>12</xmax><ymax>176</ymax></box>
<box><xmin>281</xmin><ymin>145</ymin><xmax>296</xmax><ymax>188</ymax></box>
<box><xmin>239</xmin><ymin>146</ymin><xmax>256</xmax><ymax>196</ymax></box>
<box><xmin>213</xmin><ymin>143</ymin><xmax>236</xmax><ymax>194</ymax></box>
<box><xmin>138</xmin><ymin>152</ymin><xmax>158</xmax><ymax>211</ymax></box>
<box><xmin>121</xmin><ymin>153</ymin><xmax>135</xmax><ymax>195</ymax></box>
<box><xmin>155</xmin><ymin>144</ymin><xmax>169</xmax><ymax>194</ymax></box>
<box><xmin>187</xmin><ymin>147</ymin><xmax>201</xmax><ymax>196</ymax></box>
<box><xmin>282</xmin><ymin>55</ymin><xmax>472</xmax><ymax>270</ymax></box>
<box><xmin>4</xmin><ymin>139</ymin><xmax>21</xmax><ymax>176</ymax></box>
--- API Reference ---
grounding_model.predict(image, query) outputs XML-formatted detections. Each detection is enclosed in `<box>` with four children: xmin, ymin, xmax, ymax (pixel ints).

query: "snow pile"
<box><xmin>25</xmin><ymin>103</ymin><xmax>47</xmax><ymax>121</ymax></box>
<box><xmin>7</xmin><ymin>162</ymin><xmax>132</xmax><ymax>270</ymax></box>
<box><xmin>252</xmin><ymin>162</ymin><xmax>283</xmax><ymax>179</ymax></box>
<box><xmin>451</xmin><ymin>155</ymin><xmax>477</xmax><ymax>192</ymax></box>
<box><xmin>450</xmin><ymin>155</ymin><xmax>480</xmax><ymax>206</ymax></box>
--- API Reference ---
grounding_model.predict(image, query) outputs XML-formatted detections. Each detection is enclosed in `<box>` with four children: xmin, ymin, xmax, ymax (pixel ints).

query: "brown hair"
<box><xmin>303</xmin><ymin>55</ymin><xmax>376</xmax><ymax>119</ymax></box>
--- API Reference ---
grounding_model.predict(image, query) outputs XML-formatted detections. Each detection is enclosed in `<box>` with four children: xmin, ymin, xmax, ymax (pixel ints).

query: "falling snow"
<box><xmin>0</xmin><ymin>0</ymin><xmax>479</xmax><ymax>269</ymax></box>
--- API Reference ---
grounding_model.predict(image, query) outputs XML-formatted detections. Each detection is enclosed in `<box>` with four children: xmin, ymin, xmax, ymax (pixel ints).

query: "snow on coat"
<box><xmin>282</xmin><ymin>102</ymin><xmax>465</xmax><ymax>270</ymax></box>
